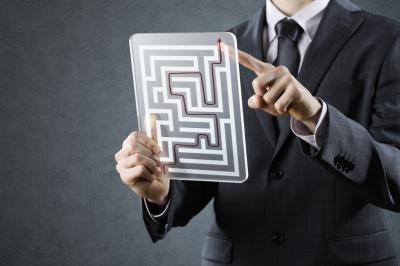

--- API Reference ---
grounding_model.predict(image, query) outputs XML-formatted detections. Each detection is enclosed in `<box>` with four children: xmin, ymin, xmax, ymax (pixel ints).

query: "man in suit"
<box><xmin>115</xmin><ymin>0</ymin><xmax>400</xmax><ymax>265</ymax></box>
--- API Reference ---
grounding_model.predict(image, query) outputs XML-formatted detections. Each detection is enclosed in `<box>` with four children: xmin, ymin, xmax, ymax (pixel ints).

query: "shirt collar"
<box><xmin>266</xmin><ymin>0</ymin><xmax>330</xmax><ymax>42</ymax></box>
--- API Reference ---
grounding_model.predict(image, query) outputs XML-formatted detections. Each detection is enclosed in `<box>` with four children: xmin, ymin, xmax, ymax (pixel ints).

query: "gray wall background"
<box><xmin>0</xmin><ymin>0</ymin><xmax>399</xmax><ymax>265</ymax></box>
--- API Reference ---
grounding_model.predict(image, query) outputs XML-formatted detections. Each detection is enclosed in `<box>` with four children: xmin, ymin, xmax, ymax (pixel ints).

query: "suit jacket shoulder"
<box><xmin>358</xmin><ymin>9</ymin><xmax>400</xmax><ymax>40</ymax></box>
<box><xmin>226</xmin><ymin>1</ymin><xmax>400</xmax><ymax>49</ymax></box>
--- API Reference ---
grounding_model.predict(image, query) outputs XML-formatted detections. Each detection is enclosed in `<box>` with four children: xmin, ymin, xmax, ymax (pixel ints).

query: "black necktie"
<box><xmin>273</xmin><ymin>19</ymin><xmax>303</xmax><ymax>136</ymax></box>
<box><xmin>273</xmin><ymin>19</ymin><xmax>303</xmax><ymax>77</ymax></box>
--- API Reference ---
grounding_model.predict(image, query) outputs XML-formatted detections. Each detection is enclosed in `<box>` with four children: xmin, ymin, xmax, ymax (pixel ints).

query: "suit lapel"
<box><xmin>273</xmin><ymin>0</ymin><xmax>364</xmax><ymax>154</ymax></box>
<box><xmin>237</xmin><ymin>6</ymin><xmax>279</xmax><ymax>147</ymax></box>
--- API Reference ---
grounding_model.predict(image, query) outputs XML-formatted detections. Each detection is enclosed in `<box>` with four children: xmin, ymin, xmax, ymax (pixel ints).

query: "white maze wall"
<box><xmin>138</xmin><ymin>40</ymin><xmax>242</xmax><ymax>180</ymax></box>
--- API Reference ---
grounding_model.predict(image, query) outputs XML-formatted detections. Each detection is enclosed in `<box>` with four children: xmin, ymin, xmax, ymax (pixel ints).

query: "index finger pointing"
<box><xmin>237</xmin><ymin>49</ymin><xmax>265</xmax><ymax>75</ymax></box>
<box><xmin>237</xmin><ymin>49</ymin><xmax>274</xmax><ymax>76</ymax></box>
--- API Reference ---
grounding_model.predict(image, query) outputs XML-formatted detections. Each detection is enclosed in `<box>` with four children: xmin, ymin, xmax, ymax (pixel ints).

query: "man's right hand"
<box><xmin>115</xmin><ymin>131</ymin><xmax>170</xmax><ymax>207</ymax></box>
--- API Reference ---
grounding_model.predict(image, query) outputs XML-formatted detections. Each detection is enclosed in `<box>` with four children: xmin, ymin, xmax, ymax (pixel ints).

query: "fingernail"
<box><xmin>248</xmin><ymin>96</ymin><xmax>256</xmax><ymax>108</ymax></box>
<box><xmin>156</xmin><ymin>167</ymin><xmax>162</xmax><ymax>177</ymax></box>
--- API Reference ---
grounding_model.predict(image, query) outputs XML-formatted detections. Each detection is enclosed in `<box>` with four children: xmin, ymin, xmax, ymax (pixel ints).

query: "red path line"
<box><xmin>161</xmin><ymin>39</ymin><xmax>223</xmax><ymax>174</ymax></box>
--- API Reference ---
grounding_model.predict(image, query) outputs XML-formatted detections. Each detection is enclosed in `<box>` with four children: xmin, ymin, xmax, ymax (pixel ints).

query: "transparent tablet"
<box><xmin>129</xmin><ymin>32</ymin><xmax>248</xmax><ymax>182</ymax></box>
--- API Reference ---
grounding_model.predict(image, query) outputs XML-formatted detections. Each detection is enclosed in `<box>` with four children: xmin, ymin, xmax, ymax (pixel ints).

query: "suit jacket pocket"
<box><xmin>328</xmin><ymin>230</ymin><xmax>397</xmax><ymax>265</ymax></box>
<box><xmin>201</xmin><ymin>234</ymin><xmax>233</xmax><ymax>264</ymax></box>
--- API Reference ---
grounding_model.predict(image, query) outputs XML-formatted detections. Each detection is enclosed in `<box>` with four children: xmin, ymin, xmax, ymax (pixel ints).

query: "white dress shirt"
<box><xmin>266</xmin><ymin>0</ymin><xmax>330</xmax><ymax>149</ymax></box>
<box><xmin>266</xmin><ymin>0</ymin><xmax>330</xmax><ymax>70</ymax></box>
<box><xmin>145</xmin><ymin>0</ymin><xmax>332</xmax><ymax>218</ymax></box>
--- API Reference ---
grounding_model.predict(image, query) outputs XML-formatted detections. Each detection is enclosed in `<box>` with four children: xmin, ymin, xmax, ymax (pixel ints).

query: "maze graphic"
<box><xmin>130</xmin><ymin>33</ymin><xmax>247</xmax><ymax>182</ymax></box>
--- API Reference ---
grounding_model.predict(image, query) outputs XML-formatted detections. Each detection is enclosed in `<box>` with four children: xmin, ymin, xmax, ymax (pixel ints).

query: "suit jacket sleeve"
<box><xmin>299</xmin><ymin>35</ymin><xmax>400</xmax><ymax>212</ymax></box>
<box><xmin>142</xmin><ymin>180</ymin><xmax>217</xmax><ymax>242</ymax></box>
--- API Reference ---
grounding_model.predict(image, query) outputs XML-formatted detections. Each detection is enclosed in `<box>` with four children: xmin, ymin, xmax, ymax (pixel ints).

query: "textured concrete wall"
<box><xmin>1</xmin><ymin>0</ymin><xmax>399</xmax><ymax>265</ymax></box>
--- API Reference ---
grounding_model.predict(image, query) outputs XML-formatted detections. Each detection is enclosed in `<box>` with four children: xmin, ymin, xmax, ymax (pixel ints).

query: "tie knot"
<box><xmin>275</xmin><ymin>19</ymin><xmax>303</xmax><ymax>43</ymax></box>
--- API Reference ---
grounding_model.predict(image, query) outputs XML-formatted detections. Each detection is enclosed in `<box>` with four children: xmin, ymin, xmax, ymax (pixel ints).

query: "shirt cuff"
<box><xmin>290</xmin><ymin>98</ymin><xmax>328</xmax><ymax>150</ymax></box>
<box><xmin>143</xmin><ymin>195</ymin><xmax>171</xmax><ymax>223</ymax></box>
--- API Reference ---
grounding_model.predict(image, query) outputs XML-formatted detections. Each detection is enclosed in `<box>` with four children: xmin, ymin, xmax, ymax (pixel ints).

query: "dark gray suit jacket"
<box><xmin>142</xmin><ymin>0</ymin><xmax>400</xmax><ymax>265</ymax></box>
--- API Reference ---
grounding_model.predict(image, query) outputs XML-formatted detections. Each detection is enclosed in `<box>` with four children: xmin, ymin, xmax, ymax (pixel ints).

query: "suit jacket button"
<box><xmin>334</xmin><ymin>155</ymin><xmax>340</xmax><ymax>166</ymax></box>
<box><xmin>270</xmin><ymin>169</ymin><xmax>284</xmax><ymax>180</ymax></box>
<box><xmin>272</xmin><ymin>233</ymin><xmax>285</xmax><ymax>245</ymax></box>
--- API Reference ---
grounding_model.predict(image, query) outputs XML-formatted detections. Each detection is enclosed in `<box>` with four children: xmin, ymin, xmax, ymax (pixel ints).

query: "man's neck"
<box><xmin>271</xmin><ymin>0</ymin><xmax>314</xmax><ymax>16</ymax></box>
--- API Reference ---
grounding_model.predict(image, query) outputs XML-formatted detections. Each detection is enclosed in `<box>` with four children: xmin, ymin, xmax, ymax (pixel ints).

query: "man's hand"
<box><xmin>115</xmin><ymin>131</ymin><xmax>170</xmax><ymax>207</ymax></box>
<box><xmin>238</xmin><ymin>49</ymin><xmax>322</xmax><ymax>132</ymax></box>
